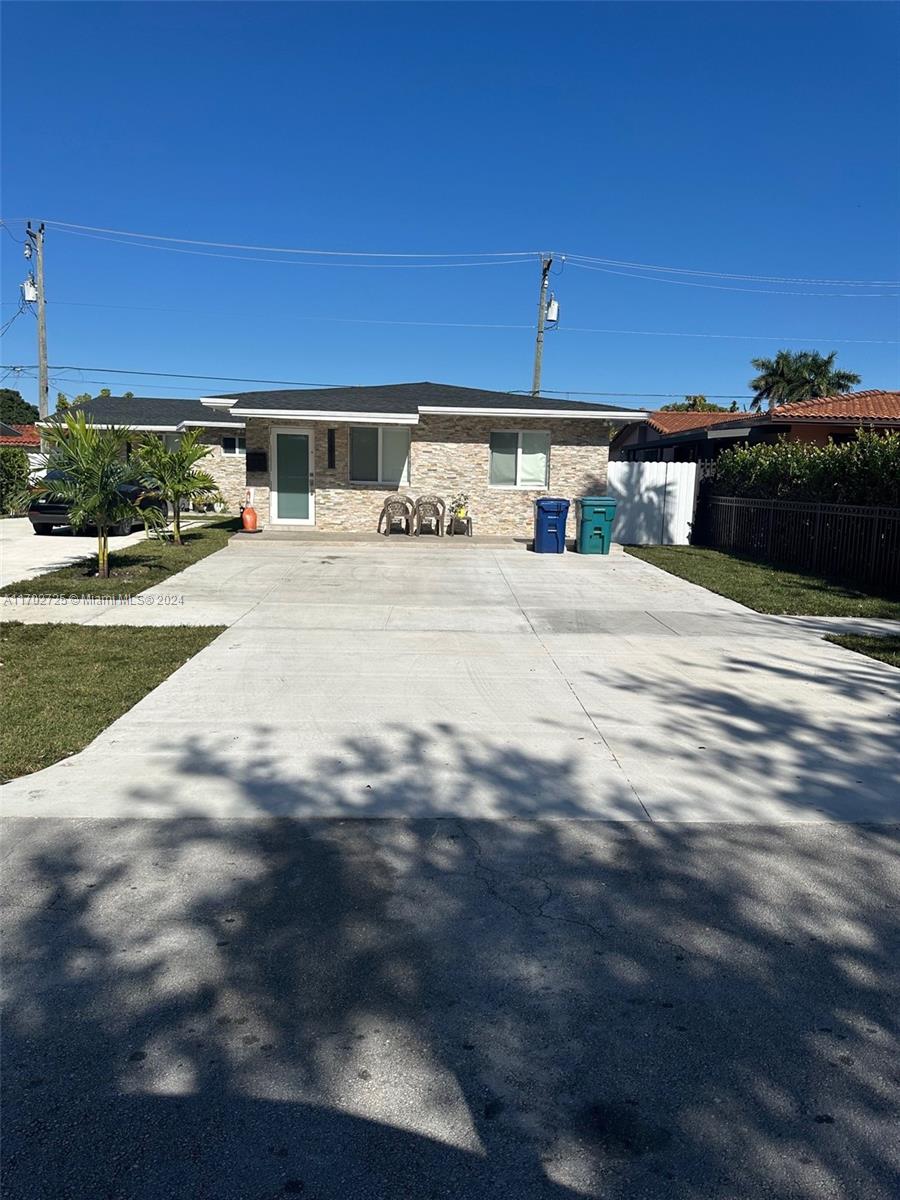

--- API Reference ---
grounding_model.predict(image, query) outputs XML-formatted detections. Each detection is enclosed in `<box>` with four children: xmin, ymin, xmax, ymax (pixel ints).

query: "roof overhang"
<box><xmin>231</xmin><ymin>406</ymin><xmax>647</xmax><ymax>424</ymax></box>
<box><xmin>176</xmin><ymin>419</ymin><xmax>245</xmax><ymax>430</ymax></box>
<box><xmin>200</xmin><ymin>396</ymin><xmax>237</xmax><ymax>409</ymax></box>
<box><xmin>418</xmin><ymin>406</ymin><xmax>646</xmax><ymax>421</ymax></box>
<box><xmin>707</xmin><ymin>425</ymin><xmax>755</xmax><ymax>439</ymax></box>
<box><xmin>230</xmin><ymin>408</ymin><xmax>420</xmax><ymax>424</ymax></box>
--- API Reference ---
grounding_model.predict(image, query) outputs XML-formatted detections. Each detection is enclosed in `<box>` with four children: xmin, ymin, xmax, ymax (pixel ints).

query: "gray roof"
<box><xmin>70</xmin><ymin>396</ymin><xmax>244</xmax><ymax>428</ymax></box>
<box><xmin>223</xmin><ymin>381</ymin><xmax>641</xmax><ymax>415</ymax></box>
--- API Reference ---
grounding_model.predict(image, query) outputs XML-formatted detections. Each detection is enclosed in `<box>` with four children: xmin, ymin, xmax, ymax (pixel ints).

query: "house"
<box><xmin>58</xmin><ymin>396</ymin><xmax>248</xmax><ymax>511</ymax></box>
<box><xmin>71</xmin><ymin>383</ymin><xmax>646</xmax><ymax>535</ymax></box>
<box><xmin>611</xmin><ymin>410</ymin><xmax>759</xmax><ymax>463</ymax></box>
<box><xmin>611</xmin><ymin>389</ymin><xmax>900</xmax><ymax>463</ymax></box>
<box><xmin>0</xmin><ymin>423</ymin><xmax>43</xmax><ymax>476</ymax></box>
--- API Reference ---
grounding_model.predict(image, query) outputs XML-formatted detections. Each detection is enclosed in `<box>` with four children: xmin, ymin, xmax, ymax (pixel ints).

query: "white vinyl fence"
<box><xmin>607</xmin><ymin>461</ymin><xmax>699</xmax><ymax>545</ymax></box>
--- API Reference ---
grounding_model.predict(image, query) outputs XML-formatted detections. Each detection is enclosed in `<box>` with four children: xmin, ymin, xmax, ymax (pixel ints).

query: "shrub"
<box><xmin>0</xmin><ymin>447</ymin><xmax>30</xmax><ymax>515</ymax></box>
<box><xmin>713</xmin><ymin>430</ymin><xmax>900</xmax><ymax>507</ymax></box>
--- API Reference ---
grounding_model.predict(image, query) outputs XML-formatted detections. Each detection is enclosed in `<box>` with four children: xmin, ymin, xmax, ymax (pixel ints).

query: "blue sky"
<box><xmin>2</xmin><ymin>1</ymin><xmax>898</xmax><ymax>410</ymax></box>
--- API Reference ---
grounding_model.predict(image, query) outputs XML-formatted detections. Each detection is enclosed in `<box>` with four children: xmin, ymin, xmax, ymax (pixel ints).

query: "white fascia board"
<box><xmin>199</xmin><ymin>396</ymin><xmax>237</xmax><ymax>408</ymax></box>
<box><xmin>417</xmin><ymin>406</ymin><xmax>648</xmax><ymax>422</ymax></box>
<box><xmin>230</xmin><ymin>408</ymin><xmax>419</xmax><ymax>425</ymax></box>
<box><xmin>176</xmin><ymin>420</ymin><xmax>246</xmax><ymax>430</ymax></box>
<box><xmin>37</xmin><ymin>420</ymin><xmax>181</xmax><ymax>431</ymax></box>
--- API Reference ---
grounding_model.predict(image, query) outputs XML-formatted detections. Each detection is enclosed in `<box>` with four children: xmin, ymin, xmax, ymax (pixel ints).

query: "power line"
<box><xmin>46</xmin><ymin>229</ymin><xmax>536</xmax><ymax>269</ymax></box>
<box><xmin>566</xmin><ymin>260</ymin><xmax>896</xmax><ymax>299</ymax></box>
<box><xmin>7</xmin><ymin>362</ymin><xmax>721</xmax><ymax>401</ymax></box>
<box><xmin>565</xmin><ymin>252</ymin><xmax>900</xmax><ymax>288</ymax></box>
<box><xmin>2</xmin><ymin>298</ymin><xmax>895</xmax><ymax>343</ymax></box>
<box><xmin>13</xmin><ymin>218</ymin><xmax>895</xmax><ymax>286</ymax></box>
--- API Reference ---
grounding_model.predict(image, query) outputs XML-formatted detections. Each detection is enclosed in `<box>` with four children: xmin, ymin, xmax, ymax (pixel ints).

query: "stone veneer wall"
<box><xmin>244</xmin><ymin>414</ymin><xmax>611</xmax><ymax>536</ymax></box>
<box><xmin>199</xmin><ymin>432</ymin><xmax>247</xmax><ymax>512</ymax></box>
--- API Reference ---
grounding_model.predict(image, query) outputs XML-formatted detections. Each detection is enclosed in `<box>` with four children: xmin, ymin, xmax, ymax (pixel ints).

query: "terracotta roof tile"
<box><xmin>769</xmin><ymin>389</ymin><xmax>900</xmax><ymax>421</ymax></box>
<box><xmin>0</xmin><ymin>424</ymin><xmax>41</xmax><ymax>447</ymax></box>
<box><xmin>647</xmin><ymin>410</ymin><xmax>757</xmax><ymax>435</ymax></box>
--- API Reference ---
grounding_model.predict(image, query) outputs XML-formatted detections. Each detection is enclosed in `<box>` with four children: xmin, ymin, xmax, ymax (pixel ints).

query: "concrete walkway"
<box><xmin>3</xmin><ymin>540</ymin><xmax>898</xmax><ymax>821</ymax></box>
<box><xmin>0</xmin><ymin>514</ymin><xmax>147</xmax><ymax>587</ymax></box>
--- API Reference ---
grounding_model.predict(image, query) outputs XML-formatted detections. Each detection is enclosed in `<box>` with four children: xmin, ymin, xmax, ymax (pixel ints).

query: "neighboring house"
<box><xmin>56</xmin><ymin>397</ymin><xmax>248</xmax><ymax>511</ymax></box>
<box><xmin>66</xmin><ymin>383</ymin><xmax>646</xmax><ymax>534</ymax></box>
<box><xmin>611</xmin><ymin>390</ymin><xmax>900</xmax><ymax>462</ymax></box>
<box><xmin>611</xmin><ymin>410</ymin><xmax>759</xmax><ymax>462</ymax></box>
<box><xmin>0</xmin><ymin>423</ymin><xmax>43</xmax><ymax>476</ymax></box>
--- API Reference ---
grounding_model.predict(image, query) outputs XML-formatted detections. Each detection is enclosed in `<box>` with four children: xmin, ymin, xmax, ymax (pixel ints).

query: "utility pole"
<box><xmin>26</xmin><ymin>222</ymin><xmax>48</xmax><ymax>421</ymax></box>
<box><xmin>531</xmin><ymin>254</ymin><xmax>553</xmax><ymax>396</ymax></box>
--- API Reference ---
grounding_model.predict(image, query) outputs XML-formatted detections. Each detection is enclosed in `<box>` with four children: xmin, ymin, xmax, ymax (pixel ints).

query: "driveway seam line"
<box><xmin>492</xmin><ymin>554</ymin><xmax>654</xmax><ymax>822</ymax></box>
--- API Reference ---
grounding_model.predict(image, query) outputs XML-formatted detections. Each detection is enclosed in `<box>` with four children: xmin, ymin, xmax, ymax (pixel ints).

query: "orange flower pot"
<box><xmin>241</xmin><ymin>506</ymin><xmax>258</xmax><ymax>532</ymax></box>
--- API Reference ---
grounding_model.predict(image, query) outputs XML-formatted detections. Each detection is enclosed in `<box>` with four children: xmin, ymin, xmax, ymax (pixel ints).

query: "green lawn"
<box><xmin>0</xmin><ymin>516</ymin><xmax>238</xmax><ymax>598</ymax></box>
<box><xmin>625</xmin><ymin>546</ymin><xmax>900</xmax><ymax>618</ymax></box>
<box><xmin>825</xmin><ymin>635</ymin><xmax>900</xmax><ymax>669</ymax></box>
<box><xmin>0</xmin><ymin>622</ymin><xmax>225</xmax><ymax>781</ymax></box>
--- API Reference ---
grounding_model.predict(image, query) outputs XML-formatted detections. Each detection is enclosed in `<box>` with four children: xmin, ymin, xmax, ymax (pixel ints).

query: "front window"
<box><xmin>349</xmin><ymin>426</ymin><xmax>410</xmax><ymax>484</ymax></box>
<box><xmin>223</xmin><ymin>435</ymin><xmax>246</xmax><ymax>456</ymax></box>
<box><xmin>489</xmin><ymin>430</ymin><xmax>550</xmax><ymax>487</ymax></box>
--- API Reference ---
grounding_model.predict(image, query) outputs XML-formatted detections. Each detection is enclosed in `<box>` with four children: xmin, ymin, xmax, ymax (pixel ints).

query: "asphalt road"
<box><xmin>2</xmin><ymin>817</ymin><xmax>898</xmax><ymax>1199</ymax></box>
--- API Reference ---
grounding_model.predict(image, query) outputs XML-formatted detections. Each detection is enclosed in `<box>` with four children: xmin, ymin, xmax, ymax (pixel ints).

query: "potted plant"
<box><xmin>449</xmin><ymin>492</ymin><xmax>470</xmax><ymax>534</ymax></box>
<box><xmin>450</xmin><ymin>492</ymin><xmax>469</xmax><ymax>520</ymax></box>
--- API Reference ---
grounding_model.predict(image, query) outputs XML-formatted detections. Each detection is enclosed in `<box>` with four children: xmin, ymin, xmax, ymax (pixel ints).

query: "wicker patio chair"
<box><xmin>378</xmin><ymin>494</ymin><xmax>415</xmax><ymax>536</ymax></box>
<box><xmin>414</xmin><ymin>494</ymin><xmax>447</xmax><ymax>537</ymax></box>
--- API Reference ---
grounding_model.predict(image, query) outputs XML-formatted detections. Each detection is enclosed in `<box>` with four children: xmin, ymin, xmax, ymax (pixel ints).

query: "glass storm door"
<box><xmin>275</xmin><ymin>432</ymin><xmax>311</xmax><ymax>521</ymax></box>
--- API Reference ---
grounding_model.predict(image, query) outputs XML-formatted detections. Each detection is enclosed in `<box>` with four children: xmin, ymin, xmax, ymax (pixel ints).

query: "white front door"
<box><xmin>271</xmin><ymin>428</ymin><xmax>315</xmax><ymax>524</ymax></box>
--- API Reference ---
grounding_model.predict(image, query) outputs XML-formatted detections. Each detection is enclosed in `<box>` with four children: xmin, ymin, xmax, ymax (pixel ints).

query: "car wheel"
<box><xmin>32</xmin><ymin>524</ymin><xmax>53</xmax><ymax>535</ymax></box>
<box><xmin>112</xmin><ymin>521</ymin><xmax>132</xmax><ymax>536</ymax></box>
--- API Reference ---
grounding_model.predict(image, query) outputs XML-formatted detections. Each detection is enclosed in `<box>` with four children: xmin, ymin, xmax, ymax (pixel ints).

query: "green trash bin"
<box><xmin>576</xmin><ymin>496</ymin><xmax>618</xmax><ymax>554</ymax></box>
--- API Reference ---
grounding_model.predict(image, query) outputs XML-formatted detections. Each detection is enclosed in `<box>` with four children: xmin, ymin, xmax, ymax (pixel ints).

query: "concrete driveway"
<box><xmin>3</xmin><ymin>539</ymin><xmax>898</xmax><ymax>821</ymax></box>
<box><xmin>0</xmin><ymin>514</ymin><xmax>147</xmax><ymax>586</ymax></box>
<box><xmin>3</xmin><ymin>540</ymin><xmax>899</xmax><ymax>1198</ymax></box>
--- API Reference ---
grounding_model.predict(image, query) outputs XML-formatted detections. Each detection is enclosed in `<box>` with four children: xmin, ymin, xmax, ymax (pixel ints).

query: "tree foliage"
<box><xmin>0</xmin><ymin>447</ymin><xmax>30</xmax><ymax>515</ymax></box>
<box><xmin>136</xmin><ymin>430</ymin><xmax>218</xmax><ymax>546</ymax></box>
<box><xmin>660</xmin><ymin>395</ymin><xmax>739</xmax><ymax>413</ymax></box>
<box><xmin>33</xmin><ymin>412</ymin><xmax>158</xmax><ymax>578</ymax></box>
<box><xmin>0</xmin><ymin>389</ymin><xmax>39</xmax><ymax>425</ymax></box>
<box><xmin>713</xmin><ymin>430</ymin><xmax>900</xmax><ymax>507</ymax></box>
<box><xmin>748</xmin><ymin>350</ymin><xmax>861</xmax><ymax>411</ymax></box>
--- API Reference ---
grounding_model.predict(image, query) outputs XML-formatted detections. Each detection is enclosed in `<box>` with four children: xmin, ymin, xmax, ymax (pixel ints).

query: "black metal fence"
<box><xmin>695</xmin><ymin>495</ymin><xmax>900</xmax><ymax>590</ymax></box>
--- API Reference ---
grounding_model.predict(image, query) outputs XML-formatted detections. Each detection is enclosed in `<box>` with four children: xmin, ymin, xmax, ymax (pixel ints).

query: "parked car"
<box><xmin>28</xmin><ymin>471</ymin><xmax>168</xmax><ymax>536</ymax></box>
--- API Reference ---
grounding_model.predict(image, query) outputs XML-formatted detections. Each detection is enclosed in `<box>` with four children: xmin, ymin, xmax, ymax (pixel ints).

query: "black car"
<box><xmin>28</xmin><ymin>471</ymin><xmax>168</xmax><ymax>536</ymax></box>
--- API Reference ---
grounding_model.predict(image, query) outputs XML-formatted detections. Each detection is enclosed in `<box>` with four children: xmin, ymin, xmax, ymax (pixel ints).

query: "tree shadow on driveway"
<box><xmin>3</xmin><ymin>712</ymin><xmax>899</xmax><ymax>1198</ymax></box>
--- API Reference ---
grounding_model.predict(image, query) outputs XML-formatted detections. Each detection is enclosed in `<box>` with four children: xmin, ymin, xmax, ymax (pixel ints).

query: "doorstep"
<box><xmin>230</xmin><ymin>528</ymin><xmax>626</xmax><ymax>553</ymax></box>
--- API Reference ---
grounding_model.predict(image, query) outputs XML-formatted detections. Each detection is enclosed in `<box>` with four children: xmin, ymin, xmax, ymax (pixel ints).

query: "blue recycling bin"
<box><xmin>533</xmin><ymin>497</ymin><xmax>570</xmax><ymax>553</ymax></box>
<box><xmin>576</xmin><ymin>496</ymin><xmax>618</xmax><ymax>554</ymax></box>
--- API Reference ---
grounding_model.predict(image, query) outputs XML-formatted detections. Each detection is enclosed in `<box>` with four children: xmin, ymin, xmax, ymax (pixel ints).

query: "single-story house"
<box><xmin>0</xmin><ymin>423</ymin><xmax>43</xmax><ymax>475</ymax></box>
<box><xmin>54</xmin><ymin>396</ymin><xmax>248</xmax><ymax>510</ymax></box>
<box><xmin>69</xmin><ymin>382</ymin><xmax>646</xmax><ymax>535</ymax></box>
<box><xmin>611</xmin><ymin>389</ymin><xmax>900</xmax><ymax>463</ymax></box>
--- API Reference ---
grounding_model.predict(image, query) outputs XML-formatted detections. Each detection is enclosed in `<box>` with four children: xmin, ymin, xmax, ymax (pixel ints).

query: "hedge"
<box><xmin>712</xmin><ymin>430</ymin><xmax>900</xmax><ymax>508</ymax></box>
<box><xmin>0</xmin><ymin>447</ymin><xmax>30</xmax><ymax>515</ymax></box>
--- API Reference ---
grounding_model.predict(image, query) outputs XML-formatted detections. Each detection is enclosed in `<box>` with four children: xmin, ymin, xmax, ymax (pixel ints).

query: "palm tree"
<box><xmin>748</xmin><ymin>350</ymin><xmax>861</xmax><ymax>411</ymax></box>
<box><xmin>137</xmin><ymin>429</ymin><xmax>218</xmax><ymax>545</ymax></box>
<box><xmin>33</xmin><ymin>411</ymin><xmax>152</xmax><ymax>579</ymax></box>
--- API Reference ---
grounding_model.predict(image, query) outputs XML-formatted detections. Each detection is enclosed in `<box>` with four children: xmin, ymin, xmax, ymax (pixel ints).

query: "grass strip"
<box><xmin>625</xmin><ymin>546</ymin><xmax>900</xmax><ymax>619</ymax></box>
<box><xmin>0</xmin><ymin>517</ymin><xmax>238</xmax><ymax>599</ymax></box>
<box><xmin>825</xmin><ymin>634</ymin><xmax>900</xmax><ymax>669</ymax></box>
<box><xmin>1</xmin><ymin>622</ymin><xmax>224</xmax><ymax>781</ymax></box>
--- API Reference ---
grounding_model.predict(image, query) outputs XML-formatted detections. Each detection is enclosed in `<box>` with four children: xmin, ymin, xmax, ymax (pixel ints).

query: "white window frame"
<box><xmin>349</xmin><ymin>424</ymin><xmax>410</xmax><ymax>485</ymax></box>
<box><xmin>489</xmin><ymin>429</ymin><xmax>550</xmax><ymax>489</ymax></box>
<box><xmin>222</xmin><ymin>435</ymin><xmax>246</xmax><ymax>456</ymax></box>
